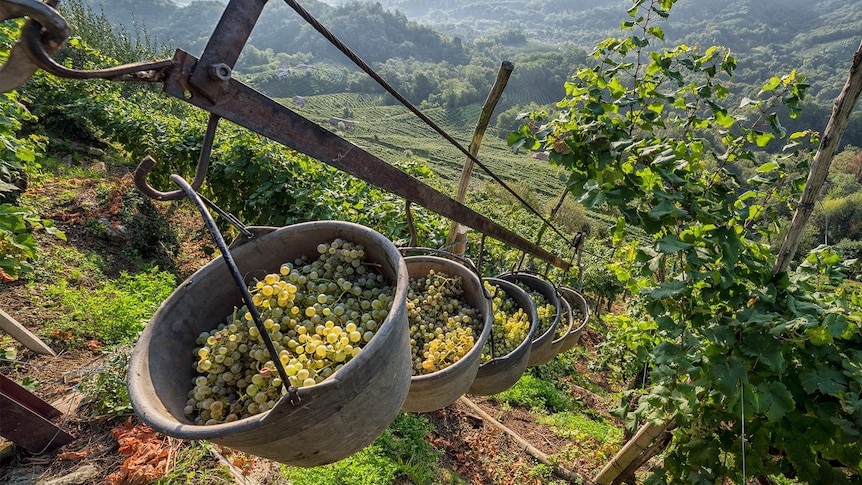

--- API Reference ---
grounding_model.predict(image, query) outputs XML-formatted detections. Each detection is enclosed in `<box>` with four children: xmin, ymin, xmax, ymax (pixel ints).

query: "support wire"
<box><xmin>280</xmin><ymin>0</ymin><xmax>570</xmax><ymax>243</ymax></box>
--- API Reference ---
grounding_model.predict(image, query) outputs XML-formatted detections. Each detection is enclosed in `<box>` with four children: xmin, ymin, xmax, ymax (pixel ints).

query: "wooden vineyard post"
<box><xmin>445</xmin><ymin>61</ymin><xmax>514</xmax><ymax>256</ymax></box>
<box><xmin>774</xmin><ymin>39</ymin><xmax>862</xmax><ymax>274</ymax></box>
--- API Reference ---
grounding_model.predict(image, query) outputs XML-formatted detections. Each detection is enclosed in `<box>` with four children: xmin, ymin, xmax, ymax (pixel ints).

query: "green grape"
<box><xmin>511</xmin><ymin>280</ymin><xmax>557</xmax><ymax>339</ymax></box>
<box><xmin>185</xmin><ymin>238</ymin><xmax>397</xmax><ymax>425</ymax></box>
<box><xmin>480</xmin><ymin>280</ymin><xmax>531</xmax><ymax>362</ymax></box>
<box><xmin>406</xmin><ymin>269</ymin><xmax>481</xmax><ymax>376</ymax></box>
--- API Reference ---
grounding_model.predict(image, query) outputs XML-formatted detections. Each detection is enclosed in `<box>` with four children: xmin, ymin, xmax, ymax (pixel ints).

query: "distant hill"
<box><xmin>81</xmin><ymin>0</ymin><xmax>467</xmax><ymax>65</ymax></box>
<box><xmin>77</xmin><ymin>0</ymin><xmax>862</xmax><ymax>147</ymax></box>
<box><xmin>363</xmin><ymin>0</ymin><xmax>861</xmax><ymax>103</ymax></box>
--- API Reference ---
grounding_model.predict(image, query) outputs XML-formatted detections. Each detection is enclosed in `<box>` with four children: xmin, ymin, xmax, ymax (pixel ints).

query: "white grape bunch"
<box><xmin>480</xmin><ymin>280</ymin><xmax>530</xmax><ymax>361</ymax></box>
<box><xmin>406</xmin><ymin>269</ymin><xmax>480</xmax><ymax>375</ymax></box>
<box><xmin>185</xmin><ymin>238</ymin><xmax>395</xmax><ymax>425</ymax></box>
<box><xmin>512</xmin><ymin>280</ymin><xmax>557</xmax><ymax>338</ymax></box>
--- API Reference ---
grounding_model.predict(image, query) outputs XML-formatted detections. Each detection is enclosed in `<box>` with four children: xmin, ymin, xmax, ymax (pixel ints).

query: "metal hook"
<box><xmin>21</xmin><ymin>19</ymin><xmax>173</xmax><ymax>82</ymax></box>
<box><xmin>134</xmin><ymin>113</ymin><xmax>221</xmax><ymax>201</ymax></box>
<box><xmin>168</xmin><ymin>173</ymin><xmax>294</xmax><ymax>404</ymax></box>
<box><xmin>0</xmin><ymin>0</ymin><xmax>69</xmax><ymax>93</ymax></box>
<box><xmin>0</xmin><ymin>0</ymin><xmax>172</xmax><ymax>93</ymax></box>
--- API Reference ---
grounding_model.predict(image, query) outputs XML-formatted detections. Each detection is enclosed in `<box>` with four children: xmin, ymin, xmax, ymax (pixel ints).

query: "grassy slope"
<box><xmin>276</xmin><ymin>93</ymin><xmax>570</xmax><ymax>200</ymax></box>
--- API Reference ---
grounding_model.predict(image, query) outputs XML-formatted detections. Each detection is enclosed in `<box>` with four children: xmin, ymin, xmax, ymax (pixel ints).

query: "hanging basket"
<box><xmin>467</xmin><ymin>277</ymin><xmax>537</xmax><ymax>396</ymax></box>
<box><xmin>401</xmin><ymin>255</ymin><xmax>492</xmax><ymax>413</ymax></box>
<box><xmin>127</xmin><ymin>221</ymin><xmax>411</xmax><ymax>466</ymax></box>
<box><xmin>556</xmin><ymin>286</ymin><xmax>590</xmax><ymax>354</ymax></box>
<box><xmin>545</xmin><ymin>293</ymin><xmax>574</xmax><ymax>363</ymax></box>
<box><xmin>496</xmin><ymin>272</ymin><xmax>563</xmax><ymax>367</ymax></box>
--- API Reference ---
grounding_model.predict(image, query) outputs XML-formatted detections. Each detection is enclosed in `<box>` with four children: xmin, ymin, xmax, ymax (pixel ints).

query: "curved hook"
<box><xmin>21</xmin><ymin>19</ymin><xmax>173</xmax><ymax>82</ymax></box>
<box><xmin>134</xmin><ymin>113</ymin><xmax>221</xmax><ymax>201</ymax></box>
<box><xmin>0</xmin><ymin>0</ymin><xmax>70</xmax><ymax>93</ymax></box>
<box><xmin>0</xmin><ymin>0</ymin><xmax>172</xmax><ymax>92</ymax></box>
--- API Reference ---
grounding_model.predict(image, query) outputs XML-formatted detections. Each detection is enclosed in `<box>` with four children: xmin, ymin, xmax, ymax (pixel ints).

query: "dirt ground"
<box><xmin>0</xmin><ymin>167</ymin><xmax>621</xmax><ymax>485</ymax></box>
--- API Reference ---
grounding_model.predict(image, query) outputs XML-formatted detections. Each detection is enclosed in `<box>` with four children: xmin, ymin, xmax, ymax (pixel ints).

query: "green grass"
<box><xmin>536</xmin><ymin>411</ymin><xmax>622</xmax><ymax>445</ymax></box>
<box><xmin>280</xmin><ymin>413</ymin><xmax>446</xmax><ymax>485</ymax></box>
<box><xmin>43</xmin><ymin>266</ymin><xmax>176</xmax><ymax>346</ymax></box>
<box><xmin>492</xmin><ymin>373</ymin><xmax>573</xmax><ymax>414</ymax></box>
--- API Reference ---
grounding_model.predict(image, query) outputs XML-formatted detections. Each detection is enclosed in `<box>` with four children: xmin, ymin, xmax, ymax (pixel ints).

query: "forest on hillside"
<box><xmin>82</xmin><ymin>0</ymin><xmax>862</xmax><ymax>147</ymax></box>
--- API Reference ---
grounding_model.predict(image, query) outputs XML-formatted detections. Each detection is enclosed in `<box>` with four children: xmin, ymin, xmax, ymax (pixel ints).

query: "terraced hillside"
<box><xmin>277</xmin><ymin>92</ymin><xmax>570</xmax><ymax>200</ymax></box>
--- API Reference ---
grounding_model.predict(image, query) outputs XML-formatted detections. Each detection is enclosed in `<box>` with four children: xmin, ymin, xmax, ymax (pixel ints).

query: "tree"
<box><xmin>511</xmin><ymin>0</ymin><xmax>862</xmax><ymax>482</ymax></box>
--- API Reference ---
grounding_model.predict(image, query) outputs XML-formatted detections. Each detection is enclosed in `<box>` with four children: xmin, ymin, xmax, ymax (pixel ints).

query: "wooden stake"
<box><xmin>458</xmin><ymin>396</ymin><xmax>587</xmax><ymax>484</ymax></box>
<box><xmin>774</xmin><ymin>40</ymin><xmax>862</xmax><ymax>274</ymax></box>
<box><xmin>0</xmin><ymin>307</ymin><xmax>56</xmax><ymax>356</ymax></box>
<box><xmin>445</xmin><ymin>61</ymin><xmax>514</xmax><ymax>256</ymax></box>
<box><xmin>593</xmin><ymin>421</ymin><xmax>671</xmax><ymax>485</ymax></box>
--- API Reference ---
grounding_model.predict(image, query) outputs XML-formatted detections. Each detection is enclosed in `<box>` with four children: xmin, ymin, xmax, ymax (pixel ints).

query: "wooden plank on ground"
<box><xmin>0</xmin><ymin>373</ymin><xmax>73</xmax><ymax>453</ymax></box>
<box><xmin>0</xmin><ymin>308</ymin><xmax>56</xmax><ymax>356</ymax></box>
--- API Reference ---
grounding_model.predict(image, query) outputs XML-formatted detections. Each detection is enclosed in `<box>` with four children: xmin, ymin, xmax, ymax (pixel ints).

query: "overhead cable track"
<box><xmin>0</xmin><ymin>0</ymin><xmax>573</xmax><ymax>270</ymax></box>
<box><xmin>279</xmin><ymin>0</ymin><xmax>570</xmax><ymax>244</ymax></box>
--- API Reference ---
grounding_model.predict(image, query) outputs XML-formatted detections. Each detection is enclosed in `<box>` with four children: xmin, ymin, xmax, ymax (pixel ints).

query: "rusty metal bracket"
<box><xmin>0</xmin><ymin>0</ymin><xmax>571</xmax><ymax>270</ymax></box>
<box><xmin>157</xmin><ymin>48</ymin><xmax>569</xmax><ymax>269</ymax></box>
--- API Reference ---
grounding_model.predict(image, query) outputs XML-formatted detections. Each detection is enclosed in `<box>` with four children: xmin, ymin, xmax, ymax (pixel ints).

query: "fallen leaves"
<box><xmin>85</xmin><ymin>339</ymin><xmax>103</xmax><ymax>351</ymax></box>
<box><xmin>57</xmin><ymin>446</ymin><xmax>93</xmax><ymax>460</ymax></box>
<box><xmin>105</xmin><ymin>417</ymin><xmax>176</xmax><ymax>485</ymax></box>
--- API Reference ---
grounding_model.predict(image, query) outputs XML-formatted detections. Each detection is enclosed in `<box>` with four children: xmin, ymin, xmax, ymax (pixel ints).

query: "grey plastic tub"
<box><xmin>401</xmin><ymin>256</ymin><xmax>492</xmax><ymax>413</ymax></box>
<box><xmin>128</xmin><ymin>221</ymin><xmax>411</xmax><ymax>466</ymax></box>
<box><xmin>543</xmin><ymin>293</ymin><xmax>574</xmax><ymax>364</ymax></box>
<box><xmin>467</xmin><ymin>277</ymin><xmax>537</xmax><ymax>396</ymax></box>
<box><xmin>496</xmin><ymin>272</ymin><xmax>562</xmax><ymax>367</ymax></box>
<box><xmin>556</xmin><ymin>286</ymin><xmax>590</xmax><ymax>353</ymax></box>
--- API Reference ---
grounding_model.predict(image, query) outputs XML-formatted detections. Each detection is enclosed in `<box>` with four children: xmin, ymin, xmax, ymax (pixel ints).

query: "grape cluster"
<box><xmin>185</xmin><ymin>238</ymin><xmax>395</xmax><ymax>425</ymax></box>
<box><xmin>513</xmin><ymin>281</ymin><xmax>558</xmax><ymax>338</ymax></box>
<box><xmin>480</xmin><ymin>280</ymin><xmax>531</xmax><ymax>361</ymax></box>
<box><xmin>406</xmin><ymin>269</ymin><xmax>481</xmax><ymax>375</ymax></box>
<box><xmin>569</xmin><ymin>300</ymin><xmax>585</xmax><ymax>326</ymax></box>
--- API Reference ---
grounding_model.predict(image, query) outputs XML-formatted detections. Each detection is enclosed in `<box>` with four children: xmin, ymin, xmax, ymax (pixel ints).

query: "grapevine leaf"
<box><xmin>656</xmin><ymin>234</ymin><xmax>692</xmax><ymax>254</ymax></box>
<box><xmin>823</xmin><ymin>313</ymin><xmax>848</xmax><ymax>337</ymax></box>
<box><xmin>647</xmin><ymin>280</ymin><xmax>687</xmax><ymax>299</ymax></box>
<box><xmin>767</xmin><ymin>113</ymin><xmax>786</xmax><ymax>138</ymax></box>
<box><xmin>738</xmin><ymin>331</ymin><xmax>786</xmax><ymax>373</ymax></box>
<box><xmin>755</xmin><ymin>381</ymin><xmax>794</xmax><ymax>422</ymax></box>
<box><xmin>806</xmin><ymin>326</ymin><xmax>833</xmax><ymax>346</ymax></box>
<box><xmin>799</xmin><ymin>366</ymin><xmax>847</xmax><ymax>395</ymax></box>
<box><xmin>752</xmin><ymin>131</ymin><xmax>775</xmax><ymax>147</ymax></box>
<box><xmin>648</xmin><ymin>199</ymin><xmax>686</xmax><ymax>219</ymax></box>
<box><xmin>713</xmin><ymin>110</ymin><xmax>735</xmax><ymax>129</ymax></box>
<box><xmin>708</xmin><ymin>357</ymin><xmax>747</xmax><ymax>396</ymax></box>
<box><xmin>756</xmin><ymin>161</ymin><xmax>779</xmax><ymax>173</ymax></box>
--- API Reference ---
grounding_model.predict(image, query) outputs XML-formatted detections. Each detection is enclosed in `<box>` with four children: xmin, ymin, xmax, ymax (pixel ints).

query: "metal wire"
<box><xmin>280</xmin><ymin>0</ymin><xmax>570</xmax><ymax>243</ymax></box>
<box><xmin>741</xmin><ymin>381</ymin><xmax>747</xmax><ymax>484</ymax></box>
<box><xmin>168</xmin><ymin>174</ymin><xmax>299</xmax><ymax>405</ymax></box>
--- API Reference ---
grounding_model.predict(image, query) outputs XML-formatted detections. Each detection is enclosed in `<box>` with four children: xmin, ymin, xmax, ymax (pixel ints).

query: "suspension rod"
<box><xmin>164</xmin><ymin>49</ymin><xmax>570</xmax><ymax>270</ymax></box>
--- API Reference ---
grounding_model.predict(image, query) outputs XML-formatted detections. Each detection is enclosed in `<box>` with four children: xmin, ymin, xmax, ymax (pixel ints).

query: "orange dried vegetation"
<box><xmin>105</xmin><ymin>417</ymin><xmax>176</xmax><ymax>485</ymax></box>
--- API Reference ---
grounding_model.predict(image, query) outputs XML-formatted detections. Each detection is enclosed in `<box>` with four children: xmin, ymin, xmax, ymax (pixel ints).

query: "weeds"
<box><xmin>79</xmin><ymin>348</ymin><xmax>133</xmax><ymax>416</ymax></box>
<box><xmin>281</xmin><ymin>413</ymin><xmax>442</xmax><ymax>485</ymax></box>
<box><xmin>44</xmin><ymin>267</ymin><xmax>175</xmax><ymax>347</ymax></box>
<box><xmin>536</xmin><ymin>411</ymin><xmax>621</xmax><ymax>445</ymax></box>
<box><xmin>492</xmin><ymin>373</ymin><xmax>572</xmax><ymax>414</ymax></box>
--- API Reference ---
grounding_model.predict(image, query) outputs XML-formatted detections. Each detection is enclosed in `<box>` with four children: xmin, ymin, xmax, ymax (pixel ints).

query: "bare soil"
<box><xmin>0</xmin><ymin>165</ymin><xmax>622</xmax><ymax>484</ymax></box>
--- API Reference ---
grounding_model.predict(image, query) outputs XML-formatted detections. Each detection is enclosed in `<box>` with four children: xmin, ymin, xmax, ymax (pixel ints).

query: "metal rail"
<box><xmin>0</xmin><ymin>0</ymin><xmax>572</xmax><ymax>270</ymax></box>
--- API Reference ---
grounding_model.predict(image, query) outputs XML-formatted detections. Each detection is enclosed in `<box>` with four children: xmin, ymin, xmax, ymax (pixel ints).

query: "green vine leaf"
<box><xmin>754</xmin><ymin>381</ymin><xmax>794</xmax><ymax>422</ymax></box>
<box><xmin>800</xmin><ymin>366</ymin><xmax>847</xmax><ymax>395</ymax></box>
